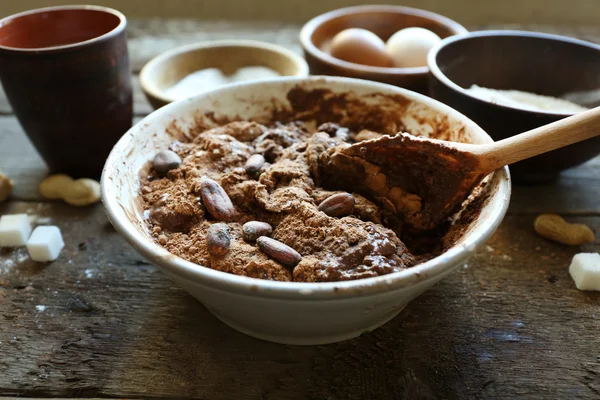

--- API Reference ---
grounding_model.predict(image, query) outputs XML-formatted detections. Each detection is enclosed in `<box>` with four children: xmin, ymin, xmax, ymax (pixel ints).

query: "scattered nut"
<box><xmin>0</xmin><ymin>171</ymin><xmax>13</xmax><ymax>202</ymax></box>
<box><xmin>318</xmin><ymin>192</ymin><xmax>355</xmax><ymax>217</ymax></box>
<box><xmin>39</xmin><ymin>174</ymin><xmax>71</xmax><ymax>199</ymax></box>
<box><xmin>207</xmin><ymin>223</ymin><xmax>231</xmax><ymax>256</ymax></box>
<box><xmin>534</xmin><ymin>214</ymin><xmax>595</xmax><ymax>246</ymax></box>
<box><xmin>152</xmin><ymin>149</ymin><xmax>181</xmax><ymax>173</ymax></box>
<box><xmin>39</xmin><ymin>174</ymin><xmax>101</xmax><ymax>206</ymax></box>
<box><xmin>257</xmin><ymin>236</ymin><xmax>302</xmax><ymax>268</ymax></box>
<box><xmin>66</xmin><ymin>179</ymin><xmax>102</xmax><ymax>206</ymax></box>
<box><xmin>244</xmin><ymin>154</ymin><xmax>265</xmax><ymax>176</ymax></box>
<box><xmin>242</xmin><ymin>221</ymin><xmax>273</xmax><ymax>242</ymax></box>
<box><xmin>198</xmin><ymin>176</ymin><xmax>236</xmax><ymax>221</ymax></box>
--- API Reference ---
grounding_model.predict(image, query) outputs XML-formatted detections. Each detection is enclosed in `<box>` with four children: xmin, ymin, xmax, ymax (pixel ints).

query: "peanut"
<box><xmin>534</xmin><ymin>214</ymin><xmax>595</xmax><ymax>246</ymax></box>
<box><xmin>39</xmin><ymin>174</ymin><xmax>100</xmax><ymax>206</ymax></box>
<box><xmin>0</xmin><ymin>171</ymin><xmax>13</xmax><ymax>202</ymax></box>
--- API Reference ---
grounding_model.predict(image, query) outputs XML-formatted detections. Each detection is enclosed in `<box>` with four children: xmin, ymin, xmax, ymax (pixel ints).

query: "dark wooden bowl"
<box><xmin>300</xmin><ymin>5</ymin><xmax>467</xmax><ymax>94</ymax></box>
<box><xmin>428</xmin><ymin>30</ymin><xmax>600</xmax><ymax>182</ymax></box>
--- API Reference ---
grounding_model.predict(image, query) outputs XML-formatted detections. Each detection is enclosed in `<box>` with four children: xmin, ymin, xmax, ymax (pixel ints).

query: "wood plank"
<box><xmin>0</xmin><ymin>201</ymin><xmax>599</xmax><ymax>398</ymax></box>
<box><xmin>0</xmin><ymin>85</ymin><xmax>8</xmax><ymax>116</ymax></box>
<box><xmin>2</xmin><ymin>0</ymin><xmax>600</xmax><ymax>27</ymax></box>
<box><xmin>127</xmin><ymin>20</ymin><xmax>303</xmax><ymax>73</ymax></box>
<box><xmin>0</xmin><ymin>117</ymin><xmax>144</xmax><ymax>202</ymax></box>
<box><xmin>509</xmin><ymin>156</ymin><xmax>600</xmax><ymax>215</ymax></box>
<box><xmin>0</xmin><ymin>117</ymin><xmax>47</xmax><ymax>200</ymax></box>
<box><xmin>125</xmin><ymin>21</ymin><xmax>600</xmax><ymax>74</ymax></box>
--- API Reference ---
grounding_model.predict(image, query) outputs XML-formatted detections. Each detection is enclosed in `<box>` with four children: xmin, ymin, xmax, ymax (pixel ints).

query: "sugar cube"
<box><xmin>26</xmin><ymin>226</ymin><xmax>64</xmax><ymax>262</ymax></box>
<box><xmin>569</xmin><ymin>253</ymin><xmax>600</xmax><ymax>291</ymax></box>
<box><xmin>0</xmin><ymin>214</ymin><xmax>32</xmax><ymax>247</ymax></box>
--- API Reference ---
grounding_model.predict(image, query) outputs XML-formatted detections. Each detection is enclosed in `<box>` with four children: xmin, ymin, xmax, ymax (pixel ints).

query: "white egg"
<box><xmin>329</xmin><ymin>28</ymin><xmax>393</xmax><ymax>67</ymax></box>
<box><xmin>385</xmin><ymin>27</ymin><xmax>442</xmax><ymax>68</ymax></box>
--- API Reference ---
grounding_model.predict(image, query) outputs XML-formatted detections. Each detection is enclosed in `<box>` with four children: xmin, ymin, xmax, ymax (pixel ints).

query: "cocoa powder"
<box><xmin>139</xmin><ymin>86</ymin><xmax>488</xmax><ymax>282</ymax></box>
<box><xmin>141</xmin><ymin>121</ymin><xmax>420</xmax><ymax>282</ymax></box>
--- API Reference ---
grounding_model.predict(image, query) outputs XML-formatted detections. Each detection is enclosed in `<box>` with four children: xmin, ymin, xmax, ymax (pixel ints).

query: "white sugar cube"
<box><xmin>26</xmin><ymin>226</ymin><xmax>64</xmax><ymax>262</ymax></box>
<box><xmin>0</xmin><ymin>214</ymin><xmax>32</xmax><ymax>247</ymax></box>
<box><xmin>569</xmin><ymin>253</ymin><xmax>600</xmax><ymax>291</ymax></box>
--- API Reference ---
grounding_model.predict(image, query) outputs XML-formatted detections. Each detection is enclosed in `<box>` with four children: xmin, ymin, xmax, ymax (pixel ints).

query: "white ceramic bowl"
<box><xmin>101</xmin><ymin>76</ymin><xmax>511</xmax><ymax>345</ymax></box>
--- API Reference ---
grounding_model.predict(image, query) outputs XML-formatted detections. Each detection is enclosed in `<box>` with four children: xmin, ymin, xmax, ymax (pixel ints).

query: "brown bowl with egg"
<box><xmin>300</xmin><ymin>5</ymin><xmax>467</xmax><ymax>93</ymax></box>
<box><xmin>140</xmin><ymin>40</ymin><xmax>309</xmax><ymax>109</ymax></box>
<box><xmin>428</xmin><ymin>30</ymin><xmax>600</xmax><ymax>182</ymax></box>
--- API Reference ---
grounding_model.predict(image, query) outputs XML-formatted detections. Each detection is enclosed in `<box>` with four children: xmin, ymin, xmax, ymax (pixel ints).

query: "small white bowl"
<box><xmin>101</xmin><ymin>76</ymin><xmax>510</xmax><ymax>345</ymax></box>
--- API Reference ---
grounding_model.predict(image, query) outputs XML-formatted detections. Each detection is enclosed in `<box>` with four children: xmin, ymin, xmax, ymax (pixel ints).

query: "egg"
<box><xmin>328</xmin><ymin>28</ymin><xmax>393</xmax><ymax>67</ymax></box>
<box><xmin>386</xmin><ymin>27</ymin><xmax>442</xmax><ymax>68</ymax></box>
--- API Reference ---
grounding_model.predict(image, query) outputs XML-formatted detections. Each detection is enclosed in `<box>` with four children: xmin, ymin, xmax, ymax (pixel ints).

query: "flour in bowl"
<box><xmin>466</xmin><ymin>85</ymin><xmax>588</xmax><ymax>114</ymax></box>
<box><xmin>165</xmin><ymin>66</ymin><xmax>281</xmax><ymax>100</ymax></box>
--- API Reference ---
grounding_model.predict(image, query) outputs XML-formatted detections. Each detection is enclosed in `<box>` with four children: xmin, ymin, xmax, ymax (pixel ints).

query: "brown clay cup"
<box><xmin>0</xmin><ymin>5</ymin><xmax>133</xmax><ymax>179</ymax></box>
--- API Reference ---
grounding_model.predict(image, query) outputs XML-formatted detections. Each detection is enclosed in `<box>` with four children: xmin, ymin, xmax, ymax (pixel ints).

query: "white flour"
<box><xmin>0</xmin><ymin>247</ymin><xmax>29</xmax><ymax>275</ymax></box>
<box><xmin>466</xmin><ymin>85</ymin><xmax>589</xmax><ymax>114</ymax></box>
<box><xmin>165</xmin><ymin>66</ymin><xmax>281</xmax><ymax>100</ymax></box>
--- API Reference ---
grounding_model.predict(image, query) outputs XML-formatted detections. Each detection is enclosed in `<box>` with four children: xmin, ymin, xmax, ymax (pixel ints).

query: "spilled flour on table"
<box><xmin>0</xmin><ymin>247</ymin><xmax>29</xmax><ymax>275</ymax></box>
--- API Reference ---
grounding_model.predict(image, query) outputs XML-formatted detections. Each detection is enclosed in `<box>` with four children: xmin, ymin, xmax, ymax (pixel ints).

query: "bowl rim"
<box><xmin>102</xmin><ymin>75</ymin><xmax>511</xmax><ymax>300</ymax></box>
<box><xmin>299</xmin><ymin>4</ymin><xmax>468</xmax><ymax>76</ymax></box>
<box><xmin>427</xmin><ymin>29</ymin><xmax>600</xmax><ymax>117</ymax></box>
<box><xmin>139</xmin><ymin>39</ymin><xmax>310</xmax><ymax>105</ymax></box>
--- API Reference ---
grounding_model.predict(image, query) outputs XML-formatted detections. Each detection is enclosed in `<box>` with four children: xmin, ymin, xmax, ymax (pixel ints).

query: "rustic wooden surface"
<box><xmin>3</xmin><ymin>0</ymin><xmax>600</xmax><ymax>27</ymax></box>
<box><xmin>0</xmin><ymin>21</ymin><xmax>599</xmax><ymax>400</ymax></box>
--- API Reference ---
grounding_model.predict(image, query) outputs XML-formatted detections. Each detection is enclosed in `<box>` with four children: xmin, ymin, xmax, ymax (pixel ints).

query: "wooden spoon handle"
<box><xmin>478</xmin><ymin>106</ymin><xmax>600</xmax><ymax>172</ymax></box>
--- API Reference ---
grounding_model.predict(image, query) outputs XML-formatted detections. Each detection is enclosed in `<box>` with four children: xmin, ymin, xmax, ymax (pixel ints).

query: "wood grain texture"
<box><xmin>1</xmin><ymin>20</ymin><xmax>600</xmax><ymax>399</ymax></box>
<box><xmin>2</xmin><ymin>0</ymin><xmax>600</xmax><ymax>27</ymax></box>
<box><xmin>0</xmin><ymin>202</ymin><xmax>598</xmax><ymax>399</ymax></box>
<box><xmin>0</xmin><ymin>117</ymin><xmax>47</xmax><ymax>200</ymax></box>
<box><xmin>0</xmin><ymin>117</ymin><xmax>143</xmax><ymax>202</ymax></box>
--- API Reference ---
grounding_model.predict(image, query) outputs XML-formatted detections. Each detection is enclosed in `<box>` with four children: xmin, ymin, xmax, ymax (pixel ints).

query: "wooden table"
<box><xmin>1</xmin><ymin>21</ymin><xmax>599</xmax><ymax>400</ymax></box>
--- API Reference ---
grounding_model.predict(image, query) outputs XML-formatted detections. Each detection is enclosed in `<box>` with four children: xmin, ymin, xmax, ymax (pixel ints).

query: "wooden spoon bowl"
<box><xmin>322</xmin><ymin>106</ymin><xmax>600</xmax><ymax>231</ymax></box>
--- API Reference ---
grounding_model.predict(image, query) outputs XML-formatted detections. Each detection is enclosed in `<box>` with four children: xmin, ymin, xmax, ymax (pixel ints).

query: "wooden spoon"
<box><xmin>320</xmin><ymin>106</ymin><xmax>600</xmax><ymax>231</ymax></box>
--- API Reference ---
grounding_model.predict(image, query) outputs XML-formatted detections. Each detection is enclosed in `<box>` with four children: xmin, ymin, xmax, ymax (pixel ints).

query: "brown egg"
<box><xmin>328</xmin><ymin>28</ymin><xmax>393</xmax><ymax>68</ymax></box>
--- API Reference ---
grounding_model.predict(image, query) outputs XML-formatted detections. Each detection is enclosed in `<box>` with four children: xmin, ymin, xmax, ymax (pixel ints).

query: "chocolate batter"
<box><xmin>141</xmin><ymin>119</ymin><xmax>480</xmax><ymax>282</ymax></box>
